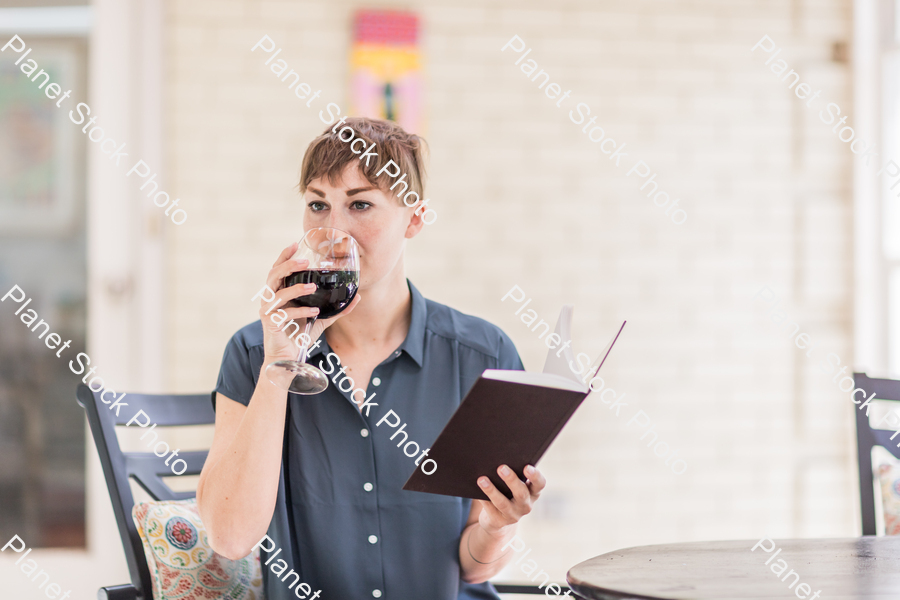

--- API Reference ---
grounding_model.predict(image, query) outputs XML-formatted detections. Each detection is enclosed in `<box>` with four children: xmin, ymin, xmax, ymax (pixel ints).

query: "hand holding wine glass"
<box><xmin>257</xmin><ymin>257</ymin><xmax>360</xmax><ymax>364</ymax></box>
<box><xmin>258</xmin><ymin>247</ymin><xmax>312</xmax><ymax>362</ymax></box>
<box><xmin>262</xmin><ymin>227</ymin><xmax>360</xmax><ymax>394</ymax></box>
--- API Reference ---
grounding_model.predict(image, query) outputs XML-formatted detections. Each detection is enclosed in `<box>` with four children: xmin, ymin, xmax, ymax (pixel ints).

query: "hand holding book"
<box><xmin>476</xmin><ymin>463</ymin><xmax>546</xmax><ymax>533</ymax></box>
<box><xmin>403</xmin><ymin>309</ymin><xmax>625</xmax><ymax>500</ymax></box>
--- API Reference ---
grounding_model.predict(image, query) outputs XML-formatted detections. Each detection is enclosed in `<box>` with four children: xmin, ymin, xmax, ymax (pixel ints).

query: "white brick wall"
<box><xmin>165</xmin><ymin>0</ymin><xmax>856</xmax><ymax>585</ymax></box>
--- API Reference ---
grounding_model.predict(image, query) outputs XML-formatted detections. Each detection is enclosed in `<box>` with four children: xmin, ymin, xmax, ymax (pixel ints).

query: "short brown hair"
<box><xmin>299</xmin><ymin>117</ymin><xmax>428</xmax><ymax>205</ymax></box>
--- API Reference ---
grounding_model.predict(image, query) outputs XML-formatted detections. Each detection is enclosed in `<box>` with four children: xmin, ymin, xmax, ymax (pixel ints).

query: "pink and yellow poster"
<box><xmin>350</xmin><ymin>10</ymin><xmax>423</xmax><ymax>134</ymax></box>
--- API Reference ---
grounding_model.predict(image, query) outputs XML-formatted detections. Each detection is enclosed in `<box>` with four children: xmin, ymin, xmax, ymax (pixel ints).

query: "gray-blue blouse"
<box><xmin>214</xmin><ymin>280</ymin><xmax>524</xmax><ymax>600</ymax></box>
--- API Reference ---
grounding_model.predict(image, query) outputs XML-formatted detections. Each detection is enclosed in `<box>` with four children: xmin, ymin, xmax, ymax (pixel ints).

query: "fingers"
<box><xmin>279</xmin><ymin>282</ymin><xmax>317</xmax><ymax>305</ymax></box>
<box><xmin>524</xmin><ymin>465</ymin><xmax>546</xmax><ymax>496</ymax></box>
<box><xmin>497</xmin><ymin>465</ymin><xmax>531</xmax><ymax>504</ymax></box>
<box><xmin>272</xmin><ymin>242</ymin><xmax>299</xmax><ymax>268</ymax></box>
<box><xmin>266</xmin><ymin>258</ymin><xmax>309</xmax><ymax>295</ymax></box>
<box><xmin>258</xmin><ymin>299</ymin><xmax>319</xmax><ymax>329</ymax></box>
<box><xmin>280</xmin><ymin>306</ymin><xmax>319</xmax><ymax>321</ymax></box>
<box><xmin>259</xmin><ymin>282</ymin><xmax>315</xmax><ymax>316</ymax></box>
<box><xmin>273</xmin><ymin>258</ymin><xmax>309</xmax><ymax>282</ymax></box>
<box><xmin>477</xmin><ymin>476</ymin><xmax>513</xmax><ymax>514</ymax></box>
<box><xmin>259</xmin><ymin>299</ymin><xmax>319</xmax><ymax>322</ymax></box>
<box><xmin>477</xmin><ymin>465</ymin><xmax>545</xmax><ymax>529</ymax></box>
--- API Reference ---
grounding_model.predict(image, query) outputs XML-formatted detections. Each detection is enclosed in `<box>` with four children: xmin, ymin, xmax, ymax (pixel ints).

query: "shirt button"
<box><xmin>372</xmin><ymin>591</ymin><xmax>382</xmax><ymax>598</ymax></box>
<box><xmin>372</xmin><ymin>377</ymin><xmax>381</xmax><ymax>387</ymax></box>
<box><xmin>393</xmin><ymin>351</ymin><xmax>400</xmax><ymax>357</ymax></box>
<box><xmin>364</xmin><ymin>482</ymin><xmax>374</xmax><ymax>492</ymax></box>
<box><xmin>368</xmin><ymin>535</ymin><xmax>378</xmax><ymax>544</ymax></box>
<box><xmin>361</xmin><ymin>429</ymin><xmax>369</xmax><ymax>437</ymax></box>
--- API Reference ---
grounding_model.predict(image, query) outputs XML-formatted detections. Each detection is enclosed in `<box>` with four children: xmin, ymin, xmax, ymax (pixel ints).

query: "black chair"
<box><xmin>854</xmin><ymin>372</ymin><xmax>900</xmax><ymax>536</ymax></box>
<box><xmin>78</xmin><ymin>383</ymin><xmax>558</xmax><ymax>599</ymax></box>
<box><xmin>77</xmin><ymin>384</ymin><xmax>215</xmax><ymax>600</ymax></box>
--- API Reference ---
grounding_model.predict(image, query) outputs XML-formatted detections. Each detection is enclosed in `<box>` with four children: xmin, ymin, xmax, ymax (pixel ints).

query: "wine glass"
<box><xmin>265</xmin><ymin>227</ymin><xmax>360</xmax><ymax>394</ymax></box>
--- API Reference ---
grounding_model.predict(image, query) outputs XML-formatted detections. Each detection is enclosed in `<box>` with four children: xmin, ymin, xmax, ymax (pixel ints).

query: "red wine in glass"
<box><xmin>283</xmin><ymin>269</ymin><xmax>359</xmax><ymax>319</ymax></box>
<box><xmin>265</xmin><ymin>227</ymin><xmax>360</xmax><ymax>394</ymax></box>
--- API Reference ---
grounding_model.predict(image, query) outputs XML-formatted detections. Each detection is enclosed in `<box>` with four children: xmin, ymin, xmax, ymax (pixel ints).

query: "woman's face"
<box><xmin>303</xmin><ymin>163</ymin><xmax>424</xmax><ymax>290</ymax></box>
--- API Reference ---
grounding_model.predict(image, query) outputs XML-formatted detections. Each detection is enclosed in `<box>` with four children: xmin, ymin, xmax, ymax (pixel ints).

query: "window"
<box><xmin>0</xmin><ymin>13</ymin><xmax>89</xmax><ymax>548</ymax></box>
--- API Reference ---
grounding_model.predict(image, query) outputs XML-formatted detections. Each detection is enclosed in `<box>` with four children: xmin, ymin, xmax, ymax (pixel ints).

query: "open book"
<box><xmin>402</xmin><ymin>309</ymin><xmax>626</xmax><ymax>500</ymax></box>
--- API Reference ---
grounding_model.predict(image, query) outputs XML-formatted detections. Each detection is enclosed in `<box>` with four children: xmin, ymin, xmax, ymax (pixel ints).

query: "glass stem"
<box><xmin>296</xmin><ymin>317</ymin><xmax>318</xmax><ymax>364</ymax></box>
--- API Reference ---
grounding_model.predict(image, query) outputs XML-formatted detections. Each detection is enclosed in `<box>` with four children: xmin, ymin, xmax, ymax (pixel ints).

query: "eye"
<box><xmin>308</xmin><ymin>200</ymin><xmax>328</xmax><ymax>212</ymax></box>
<box><xmin>351</xmin><ymin>201</ymin><xmax>372</xmax><ymax>211</ymax></box>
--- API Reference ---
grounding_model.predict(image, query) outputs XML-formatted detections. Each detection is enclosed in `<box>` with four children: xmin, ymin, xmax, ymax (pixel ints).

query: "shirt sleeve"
<box><xmin>214</xmin><ymin>329</ymin><xmax>258</xmax><ymax>409</ymax></box>
<box><xmin>497</xmin><ymin>331</ymin><xmax>525</xmax><ymax>372</ymax></box>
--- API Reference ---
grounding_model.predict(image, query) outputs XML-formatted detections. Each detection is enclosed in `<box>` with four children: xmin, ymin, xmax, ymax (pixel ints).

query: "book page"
<box><xmin>482</xmin><ymin>369</ymin><xmax>586</xmax><ymax>392</ymax></box>
<box><xmin>541</xmin><ymin>304</ymin><xmax>584</xmax><ymax>385</ymax></box>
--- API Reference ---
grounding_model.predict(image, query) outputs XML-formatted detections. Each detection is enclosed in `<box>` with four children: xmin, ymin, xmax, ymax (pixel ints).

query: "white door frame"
<box><xmin>854</xmin><ymin>0</ymin><xmax>887</xmax><ymax>375</ymax></box>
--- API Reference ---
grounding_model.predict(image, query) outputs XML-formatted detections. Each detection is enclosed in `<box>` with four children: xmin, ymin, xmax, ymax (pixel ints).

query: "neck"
<box><xmin>326</xmin><ymin>262</ymin><xmax>412</xmax><ymax>352</ymax></box>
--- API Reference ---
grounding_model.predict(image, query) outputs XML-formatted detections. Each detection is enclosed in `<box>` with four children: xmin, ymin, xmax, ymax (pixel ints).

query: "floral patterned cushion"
<box><xmin>132</xmin><ymin>499</ymin><xmax>263</xmax><ymax>600</ymax></box>
<box><xmin>877</xmin><ymin>462</ymin><xmax>900</xmax><ymax>535</ymax></box>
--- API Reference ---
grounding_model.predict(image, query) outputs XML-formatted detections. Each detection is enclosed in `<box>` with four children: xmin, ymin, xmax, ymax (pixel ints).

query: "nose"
<box><xmin>323</xmin><ymin>210</ymin><xmax>352</xmax><ymax>236</ymax></box>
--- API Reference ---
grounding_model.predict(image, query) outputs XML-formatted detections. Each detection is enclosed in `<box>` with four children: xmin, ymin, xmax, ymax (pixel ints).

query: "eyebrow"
<box><xmin>346</xmin><ymin>186</ymin><xmax>377</xmax><ymax>196</ymax></box>
<box><xmin>306</xmin><ymin>185</ymin><xmax>377</xmax><ymax>198</ymax></box>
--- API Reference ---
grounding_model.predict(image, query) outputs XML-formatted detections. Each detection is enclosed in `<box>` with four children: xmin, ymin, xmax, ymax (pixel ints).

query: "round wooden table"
<box><xmin>567</xmin><ymin>537</ymin><xmax>900</xmax><ymax>599</ymax></box>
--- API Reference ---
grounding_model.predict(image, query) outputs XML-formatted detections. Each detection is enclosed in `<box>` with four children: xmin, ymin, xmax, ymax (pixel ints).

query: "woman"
<box><xmin>197</xmin><ymin>117</ymin><xmax>546</xmax><ymax>600</ymax></box>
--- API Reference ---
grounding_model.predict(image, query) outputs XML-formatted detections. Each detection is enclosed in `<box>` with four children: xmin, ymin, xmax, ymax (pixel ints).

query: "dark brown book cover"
<box><xmin>402</xmin><ymin>377</ymin><xmax>589</xmax><ymax>500</ymax></box>
<box><xmin>403</xmin><ymin>320</ymin><xmax>625</xmax><ymax>501</ymax></box>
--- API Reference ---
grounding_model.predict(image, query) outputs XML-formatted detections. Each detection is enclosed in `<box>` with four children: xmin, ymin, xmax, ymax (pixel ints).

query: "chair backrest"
<box><xmin>78</xmin><ymin>384</ymin><xmax>556</xmax><ymax>598</ymax></box>
<box><xmin>854</xmin><ymin>372</ymin><xmax>900</xmax><ymax>535</ymax></box>
<box><xmin>77</xmin><ymin>384</ymin><xmax>215</xmax><ymax>599</ymax></box>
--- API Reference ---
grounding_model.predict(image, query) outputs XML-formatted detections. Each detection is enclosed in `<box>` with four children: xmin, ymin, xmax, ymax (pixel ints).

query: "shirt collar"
<box><xmin>307</xmin><ymin>278</ymin><xmax>426</xmax><ymax>368</ymax></box>
<box><xmin>397</xmin><ymin>279</ymin><xmax>426</xmax><ymax>368</ymax></box>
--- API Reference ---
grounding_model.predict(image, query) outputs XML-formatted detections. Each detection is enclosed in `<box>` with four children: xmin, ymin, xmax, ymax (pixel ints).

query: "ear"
<box><xmin>404</xmin><ymin>206</ymin><xmax>426</xmax><ymax>239</ymax></box>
